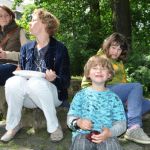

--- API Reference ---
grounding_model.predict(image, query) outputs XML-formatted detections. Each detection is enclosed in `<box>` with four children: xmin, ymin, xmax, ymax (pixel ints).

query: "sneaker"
<box><xmin>1</xmin><ymin>124</ymin><xmax>22</xmax><ymax>142</ymax></box>
<box><xmin>124</xmin><ymin>127</ymin><xmax>150</xmax><ymax>144</ymax></box>
<box><xmin>50</xmin><ymin>125</ymin><xmax>63</xmax><ymax>142</ymax></box>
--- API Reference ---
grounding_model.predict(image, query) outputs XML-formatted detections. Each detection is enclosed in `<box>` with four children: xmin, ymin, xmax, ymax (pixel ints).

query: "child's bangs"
<box><xmin>90</xmin><ymin>57</ymin><xmax>108</xmax><ymax>69</ymax></box>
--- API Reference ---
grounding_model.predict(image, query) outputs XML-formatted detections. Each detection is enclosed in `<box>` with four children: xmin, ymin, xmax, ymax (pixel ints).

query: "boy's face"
<box><xmin>88</xmin><ymin>65</ymin><xmax>111</xmax><ymax>85</ymax></box>
<box><xmin>108</xmin><ymin>43</ymin><xmax>122</xmax><ymax>60</ymax></box>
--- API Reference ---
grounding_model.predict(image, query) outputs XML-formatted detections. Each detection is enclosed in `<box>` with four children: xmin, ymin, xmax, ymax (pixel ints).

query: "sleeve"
<box><xmin>67</xmin><ymin>115</ymin><xmax>79</xmax><ymax>130</ymax></box>
<box><xmin>68</xmin><ymin>91</ymin><xmax>83</xmax><ymax>116</ymax></box>
<box><xmin>20</xmin><ymin>29</ymin><xmax>29</xmax><ymax>46</ymax></box>
<box><xmin>121</xmin><ymin>62</ymin><xmax>127</xmax><ymax>83</ymax></box>
<box><xmin>20</xmin><ymin>45</ymin><xmax>27</xmax><ymax>69</ymax></box>
<box><xmin>53</xmin><ymin>45</ymin><xmax>70</xmax><ymax>89</ymax></box>
<box><xmin>111</xmin><ymin>94</ymin><xmax>126</xmax><ymax>122</ymax></box>
<box><xmin>110</xmin><ymin>120</ymin><xmax>126</xmax><ymax>137</ymax></box>
<box><xmin>67</xmin><ymin>91</ymin><xmax>83</xmax><ymax>129</ymax></box>
<box><xmin>96</xmin><ymin>49</ymin><xmax>104</xmax><ymax>56</ymax></box>
<box><xmin>5</xmin><ymin>51</ymin><xmax>19</xmax><ymax>61</ymax></box>
<box><xmin>5</xmin><ymin>29</ymin><xmax>28</xmax><ymax>61</ymax></box>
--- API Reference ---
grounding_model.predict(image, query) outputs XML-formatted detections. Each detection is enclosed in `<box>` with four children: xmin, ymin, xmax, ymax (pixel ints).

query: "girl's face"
<box><xmin>108</xmin><ymin>44</ymin><xmax>122</xmax><ymax>60</ymax></box>
<box><xmin>0</xmin><ymin>8</ymin><xmax>12</xmax><ymax>27</ymax></box>
<box><xmin>88</xmin><ymin>65</ymin><xmax>111</xmax><ymax>85</ymax></box>
<box><xmin>29</xmin><ymin>14</ymin><xmax>46</xmax><ymax>36</ymax></box>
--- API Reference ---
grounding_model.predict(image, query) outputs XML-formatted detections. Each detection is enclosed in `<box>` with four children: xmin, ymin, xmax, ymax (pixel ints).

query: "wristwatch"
<box><xmin>71</xmin><ymin>119</ymin><xmax>80</xmax><ymax>130</ymax></box>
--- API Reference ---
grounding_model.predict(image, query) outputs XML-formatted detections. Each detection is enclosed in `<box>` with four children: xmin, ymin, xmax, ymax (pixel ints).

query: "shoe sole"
<box><xmin>124</xmin><ymin>135</ymin><xmax>150</xmax><ymax>144</ymax></box>
<box><xmin>50</xmin><ymin>137</ymin><xmax>63</xmax><ymax>143</ymax></box>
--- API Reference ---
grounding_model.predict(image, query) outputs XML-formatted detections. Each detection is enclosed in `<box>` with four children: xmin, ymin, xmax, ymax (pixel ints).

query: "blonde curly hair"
<box><xmin>84</xmin><ymin>55</ymin><xmax>115</xmax><ymax>81</ymax></box>
<box><xmin>33</xmin><ymin>8</ymin><xmax>60</xmax><ymax>36</ymax></box>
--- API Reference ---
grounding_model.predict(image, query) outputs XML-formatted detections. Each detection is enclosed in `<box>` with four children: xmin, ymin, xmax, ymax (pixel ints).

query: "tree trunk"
<box><xmin>86</xmin><ymin>0</ymin><xmax>102</xmax><ymax>50</ymax></box>
<box><xmin>111</xmin><ymin>0</ymin><xmax>131</xmax><ymax>46</ymax></box>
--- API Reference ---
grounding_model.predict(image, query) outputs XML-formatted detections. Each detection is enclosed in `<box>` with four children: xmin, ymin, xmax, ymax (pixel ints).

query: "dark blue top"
<box><xmin>20</xmin><ymin>37</ymin><xmax>70</xmax><ymax>101</ymax></box>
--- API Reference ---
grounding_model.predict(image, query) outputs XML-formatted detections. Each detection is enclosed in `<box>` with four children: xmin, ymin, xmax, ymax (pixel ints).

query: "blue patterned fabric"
<box><xmin>68</xmin><ymin>87</ymin><xmax>126</xmax><ymax>137</ymax></box>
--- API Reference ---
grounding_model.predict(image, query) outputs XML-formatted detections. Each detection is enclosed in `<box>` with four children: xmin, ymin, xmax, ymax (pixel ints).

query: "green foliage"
<box><xmin>16</xmin><ymin>4</ymin><xmax>37</xmax><ymax>39</ymax></box>
<box><xmin>14</xmin><ymin>0</ymin><xmax>150</xmax><ymax>94</ymax></box>
<box><xmin>125</xmin><ymin>0</ymin><xmax>150</xmax><ymax>95</ymax></box>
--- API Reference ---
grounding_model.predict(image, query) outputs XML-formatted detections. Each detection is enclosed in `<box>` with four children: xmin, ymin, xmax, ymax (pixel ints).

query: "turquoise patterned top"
<box><xmin>68</xmin><ymin>87</ymin><xmax>126</xmax><ymax>137</ymax></box>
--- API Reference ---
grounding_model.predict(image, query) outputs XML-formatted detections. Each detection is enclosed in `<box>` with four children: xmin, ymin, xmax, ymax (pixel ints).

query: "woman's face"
<box><xmin>0</xmin><ymin>8</ymin><xmax>12</xmax><ymax>27</ymax></box>
<box><xmin>108</xmin><ymin>43</ymin><xmax>122</xmax><ymax>60</ymax></box>
<box><xmin>29</xmin><ymin>14</ymin><xmax>46</xmax><ymax>36</ymax></box>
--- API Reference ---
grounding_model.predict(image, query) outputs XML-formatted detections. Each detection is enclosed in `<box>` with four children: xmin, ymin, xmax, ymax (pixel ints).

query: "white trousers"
<box><xmin>5</xmin><ymin>76</ymin><xmax>62</xmax><ymax>133</ymax></box>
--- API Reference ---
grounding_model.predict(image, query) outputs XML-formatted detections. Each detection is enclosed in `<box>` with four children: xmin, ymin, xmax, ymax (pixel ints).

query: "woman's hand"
<box><xmin>76</xmin><ymin>119</ymin><xmax>93</xmax><ymax>131</ymax></box>
<box><xmin>0</xmin><ymin>49</ymin><xmax>6</xmax><ymax>59</ymax></box>
<box><xmin>91</xmin><ymin>128</ymin><xmax>112</xmax><ymax>144</ymax></box>
<box><xmin>45</xmin><ymin>69</ymin><xmax>57</xmax><ymax>81</ymax></box>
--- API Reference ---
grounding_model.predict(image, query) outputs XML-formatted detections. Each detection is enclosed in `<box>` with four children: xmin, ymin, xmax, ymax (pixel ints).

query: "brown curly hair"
<box><xmin>33</xmin><ymin>8</ymin><xmax>60</xmax><ymax>36</ymax></box>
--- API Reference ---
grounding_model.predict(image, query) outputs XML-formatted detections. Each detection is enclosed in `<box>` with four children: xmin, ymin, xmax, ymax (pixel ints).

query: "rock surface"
<box><xmin>0</xmin><ymin>79</ymin><xmax>150</xmax><ymax>149</ymax></box>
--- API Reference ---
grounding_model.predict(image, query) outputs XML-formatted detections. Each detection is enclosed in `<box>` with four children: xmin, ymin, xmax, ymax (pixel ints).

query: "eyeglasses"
<box><xmin>0</xmin><ymin>14</ymin><xmax>10</xmax><ymax>19</ymax></box>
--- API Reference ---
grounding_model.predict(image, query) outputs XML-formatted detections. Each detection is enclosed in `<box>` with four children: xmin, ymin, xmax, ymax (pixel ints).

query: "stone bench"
<box><xmin>0</xmin><ymin>79</ymin><xmax>81</xmax><ymax>129</ymax></box>
<box><xmin>1</xmin><ymin>80</ymin><xmax>150</xmax><ymax>131</ymax></box>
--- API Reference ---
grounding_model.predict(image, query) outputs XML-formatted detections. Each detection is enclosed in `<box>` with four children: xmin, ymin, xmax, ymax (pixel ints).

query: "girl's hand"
<box><xmin>91</xmin><ymin>128</ymin><xmax>112</xmax><ymax>144</ymax></box>
<box><xmin>77</xmin><ymin>119</ymin><xmax>93</xmax><ymax>130</ymax></box>
<box><xmin>0</xmin><ymin>49</ymin><xmax>6</xmax><ymax>59</ymax></box>
<box><xmin>45</xmin><ymin>69</ymin><xmax>57</xmax><ymax>81</ymax></box>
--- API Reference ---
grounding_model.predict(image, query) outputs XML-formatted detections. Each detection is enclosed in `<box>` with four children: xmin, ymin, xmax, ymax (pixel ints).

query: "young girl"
<box><xmin>81</xmin><ymin>33</ymin><xmax>150</xmax><ymax>144</ymax></box>
<box><xmin>68</xmin><ymin>55</ymin><xmax>126</xmax><ymax>150</ymax></box>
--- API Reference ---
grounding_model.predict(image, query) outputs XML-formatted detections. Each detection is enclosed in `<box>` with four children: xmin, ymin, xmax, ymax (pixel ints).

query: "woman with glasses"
<box><xmin>0</xmin><ymin>5</ymin><xmax>27</xmax><ymax>85</ymax></box>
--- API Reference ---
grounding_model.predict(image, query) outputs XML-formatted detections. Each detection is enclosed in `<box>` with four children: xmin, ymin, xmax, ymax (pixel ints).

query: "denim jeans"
<box><xmin>107</xmin><ymin>83</ymin><xmax>150</xmax><ymax>128</ymax></box>
<box><xmin>0</xmin><ymin>63</ymin><xmax>17</xmax><ymax>86</ymax></box>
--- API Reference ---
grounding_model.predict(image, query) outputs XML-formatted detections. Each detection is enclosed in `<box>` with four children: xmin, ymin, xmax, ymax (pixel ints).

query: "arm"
<box><xmin>111</xmin><ymin>94</ymin><xmax>127</xmax><ymax>136</ymax></box>
<box><xmin>5</xmin><ymin>51</ymin><xmax>19</xmax><ymax>61</ymax></box>
<box><xmin>20</xmin><ymin>29</ymin><xmax>29</xmax><ymax>46</ymax></box>
<box><xmin>67</xmin><ymin>115</ymin><xmax>79</xmax><ymax>131</ymax></box>
<box><xmin>4</xmin><ymin>29</ymin><xmax>28</xmax><ymax>61</ymax></box>
<box><xmin>91</xmin><ymin>120</ymin><xmax>126</xmax><ymax>144</ymax></box>
<box><xmin>53</xmin><ymin>44</ymin><xmax>70</xmax><ymax>89</ymax></box>
<box><xmin>110</xmin><ymin>120</ymin><xmax>126</xmax><ymax>137</ymax></box>
<box><xmin>67</xmin><ymin>115</ymin><xmax>93</xmax><ymax>131</ymax></box>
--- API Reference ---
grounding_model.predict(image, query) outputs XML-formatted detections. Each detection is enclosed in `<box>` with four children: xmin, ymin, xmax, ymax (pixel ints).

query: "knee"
<box><xmin>27</xmin><ymin>78</ymin><xmax>47</xmax><ymax>91</ymax></box>
<box><xmin>134</xmin><ymin>82</ymin><xmax>143</xmax><ymax>90</ymax></box>
<box><xmin>5</xmin><ymin>76</ymin><xmax>26</xmax><ymax>91</ymax></box>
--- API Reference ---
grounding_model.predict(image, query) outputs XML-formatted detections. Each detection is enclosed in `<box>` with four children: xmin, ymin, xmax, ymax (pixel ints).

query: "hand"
<box><xmin>0</xmin><ymin>49</ymin><xmax>6</xmax><ymax>59</ymax></box>
<box><xmin>45</xmin><ymin>69</ymin><xmax>57</xmax><ymax>81</ymax></box>
<box><xmin>76</xmin><ymin>119</ymin><xmax>93</xmax><ymax>130</ymax></box>
<box><xmin>15</xmin><ymin>65</ymin><xmax>21</xmax><ymax>70</ymax></box>
<box><xmin>91</xmin><ymin>128</ymin><xmax>112</xmax><ymax>144</ymax></box>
